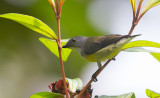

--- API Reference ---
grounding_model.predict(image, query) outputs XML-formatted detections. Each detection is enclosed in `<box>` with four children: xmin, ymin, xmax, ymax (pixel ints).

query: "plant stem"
<box><xmin>57</xmin><ymin>18</ymin><xmax>69</xmax><ymax>98</ymax></box>
<box><xmin>76</xmin><ymin>59</ymin><xmax>112</xmax><ymax>98</ymax></box>
<box><xmin>128</xmin><ymin>23</ymin><xmax>136</xmax><ymax>36</ymax></box>
<box><xmin>48</xmin><ymin>0</ymin><xmax>68</xmax><ymax>97</ymax></box>
<box><xmin>56</xmin><ymin>0</ymin><xmax>69</xmax><ymax>97</ymax></box>
<box><xmin>128</xmin><ymin>0</ymin><xmax>143</xmax><ymax>35</ymax></box>
<box><xmin>56</xmin><ymin>18</ymin><xmax>69</xmax><ymax>98</ymax></box>
<box><xmin>77</xmin><ymin>1</ymin><xmax>145</xmax><ymax>97</ymax></box>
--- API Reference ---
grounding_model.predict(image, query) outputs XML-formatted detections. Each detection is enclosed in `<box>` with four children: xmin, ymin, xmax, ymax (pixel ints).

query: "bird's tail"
<box><xmin>130</xmin><ymin>34</ymin><xmax>141</xmax><ymax>37</ymax></box>
<box><xmin>122</xmin><ymin>34</ymin><xmax>141</xmax><ymax>38</ymax></box>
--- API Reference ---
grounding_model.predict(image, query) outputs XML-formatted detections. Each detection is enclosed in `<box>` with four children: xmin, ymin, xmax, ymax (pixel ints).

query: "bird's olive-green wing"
<box><xmin>83</xmin><ymin>35</ymin><xmax>128</xmax><ymax>55</ymax></box>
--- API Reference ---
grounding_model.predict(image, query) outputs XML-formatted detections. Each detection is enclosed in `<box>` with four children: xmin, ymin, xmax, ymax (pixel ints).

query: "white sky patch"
<box><xmin>83</xmin><ymin>0</ymin><xmax>160</xmax><ymax>97</ymax></box>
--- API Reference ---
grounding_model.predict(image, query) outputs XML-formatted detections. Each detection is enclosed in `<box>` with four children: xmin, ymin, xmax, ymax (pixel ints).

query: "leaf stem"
<box><xmin>59</xmin><ymin>0</ymin><xmax>65</xmax><ymax>14</ymax></box>
<box><xmin>128</xmin><ymin>0</ymin><xmax>143</xmax><ymax>35</ymax></box>
<box><xmin>135</xmin><ymin>0</ymin><xmax>143</xmax><ymax>21</ymax></box>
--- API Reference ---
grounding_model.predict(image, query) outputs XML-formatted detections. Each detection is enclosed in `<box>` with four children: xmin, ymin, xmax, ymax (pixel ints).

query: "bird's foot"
<box><xmin>76</xmin><ymin>89</ymin><xmax>81</xmax><ymax>94</ymax></box>
<box><xmin>111</xmin><ymin>57</ymin><xmax>116</xmax><ymax>61</ymax></box>
<box><xmin>92</xmin><ymin>75</ymin><xmax>98</xmax><ymax>82</ymax></box>
<box><xmin>92</xmin><ymin>68</ymin><xmax>100</xmax><ymax>82</ymax></box>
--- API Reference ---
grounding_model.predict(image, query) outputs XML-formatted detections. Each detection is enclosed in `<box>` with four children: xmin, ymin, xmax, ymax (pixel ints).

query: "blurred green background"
<box><xmin>1</xmin><ymin>0</ymin><xmax>160</xmax><ymax>98</ymax></box>
<box><xmin>0</xmin><ymin>0</ymin><xmax>107</xmax><ymax>98</ymax></box>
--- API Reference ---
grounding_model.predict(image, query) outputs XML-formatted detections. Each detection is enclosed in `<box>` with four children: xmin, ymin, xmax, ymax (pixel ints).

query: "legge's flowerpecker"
<box><xmin>63</xmin><ymin>34</ymin><xmax>140</xmax><ymax>81</ymax></box>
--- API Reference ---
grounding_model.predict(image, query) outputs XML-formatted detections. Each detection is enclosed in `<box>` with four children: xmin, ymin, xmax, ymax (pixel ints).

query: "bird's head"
<box><xmin>62</xmin><ymin>36</ymin><xmax>87</xmax><ymax>48</ymax></box>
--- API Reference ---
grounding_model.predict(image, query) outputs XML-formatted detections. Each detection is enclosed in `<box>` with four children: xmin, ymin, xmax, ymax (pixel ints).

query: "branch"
<box><xmin>48</xmin><ymin>0</ymin><xmax>69</xmax><ymax>97</ymax></box>
<box><xmin>56</xmin><ymin>18</ymin><xmax>69</xmax><ymax>98</ymax></box>
<box><xmin>76</xmin><ymin>59</ymin><xmax>112</xmax><ymax>98</ymax></box>
<box><xmin>78</xmin><ymin>1</ymin><xmax>145</xmax><ymax>97</ymax></box>
<box><xmin>128</xmin><ymin>0</ymin><xmax>143</xmax><ymax>35</ymax></box>
<box><xmin>59</xmin><ymin>0</ymin><xmax>65</xmax><ymax>14</ymax></box>
<box><xmin>135</xmin><ymin>0</ymin><xmax>143</xmax><ymax>21</ymax></box>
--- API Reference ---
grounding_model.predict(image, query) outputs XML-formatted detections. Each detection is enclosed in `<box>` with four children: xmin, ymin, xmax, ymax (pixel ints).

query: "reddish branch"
<box><xmin>76</xmin><ymin>59</ymin><xmax>112</xmax><ymax>98</ymax></box>
<box><xmin>49</xmin><ymin>0</ymin><xmax>69</xmax><ymax>97</ymax></box>
<box><xmin>128</xmin><ymin>0</ymin><xmax>143</xmax><ymax>35</ymax></box>
<box><xmin>77</xmin><ymin>0</ymin><xmax>145</xmax><ymax>97</ymax></box>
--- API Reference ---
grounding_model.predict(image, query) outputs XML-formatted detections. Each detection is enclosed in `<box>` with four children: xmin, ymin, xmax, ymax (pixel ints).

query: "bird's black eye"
<box><xmin>72</xmin><ymin>38</ymin><xmax>76</xmax><ymax>42</ymax></box>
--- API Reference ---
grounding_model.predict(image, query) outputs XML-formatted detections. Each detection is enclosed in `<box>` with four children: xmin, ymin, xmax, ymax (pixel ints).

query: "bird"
<box><xmin>62</xmin><ymin>34</ymin><xmax>140</xmax><ymax>81</ymax></box>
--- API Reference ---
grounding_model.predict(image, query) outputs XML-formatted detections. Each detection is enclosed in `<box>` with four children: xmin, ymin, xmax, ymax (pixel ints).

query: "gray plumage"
<box><xmin>63</xmin><ymin>34</ymin><xmax>140</xmax><ymax>66</ymax></box>
<box><xmin>63</xmin><ymin>34</ymin><xmax>140</xmax><ymax>81</ymax></box>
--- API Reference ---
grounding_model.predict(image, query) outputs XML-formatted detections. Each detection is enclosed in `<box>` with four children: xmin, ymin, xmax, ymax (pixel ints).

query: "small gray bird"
<box><xmin>63</xmin><ymin>34</ymin><xmax>140</xmax><ymax>81</ymax></box>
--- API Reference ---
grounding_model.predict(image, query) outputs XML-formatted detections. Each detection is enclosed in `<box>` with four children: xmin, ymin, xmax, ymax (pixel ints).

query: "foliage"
<box><xmin>122</xmin><ymin>40</ymin><xmax>160</xmax><ymax>62</ymax></box>
<box><xmin>150</xmin><ymin>53</ymin><xmax>160</xmax><ymax>62</ymax></box>
<box><xmin>66</xmin><ymin>78</ymin><xmax>83</xmax><ymax>93</ymax></box>
<box><xmin>146</xmin><ymin>89</ymin><xmax>160</xmax><ymax>98</ymax></box>
<box><xmin>97</xmin><ymin>92</ymin><xmax>135</xmax><ymax>98</ymax></box>
<box><xmin>30</xmin><ymin>92</ymin><xmax>63</xmax><ymax>98</ymax></box>
<box><xmin>122</xmin><ymin>40</ymin><xmax>160</xmax><ymax>49</ymax></box>
<box><xmin>0</xmin><ymin>0</ymin><xmax>160</xmax><ymax>98</ymax></box>
<box><xmin>39</xmin><ymin>38</ymin><xmax>71</xmax><ymax>61</ymax></box>
<box><xmin>0</xmin><ymin>13</ymin><xmax>57</xmax><ymax>40</ymax></box>
<box><xmin>0</xmin><ymin>13</ymin><xmax>71</xmax><ymax>61</ymax></box>
<box><xmin>141</xmin><ymin>0</ymin><xmax>160</xmax><ymax>16</ymax></box>
<box><xmin>129</xmin><ymin>0</ymin><xmax>137</xmax><ymax>13</ymax></box>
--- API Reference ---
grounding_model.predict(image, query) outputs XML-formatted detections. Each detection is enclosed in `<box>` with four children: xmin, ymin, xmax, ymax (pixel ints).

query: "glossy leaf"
<box><xmin>39</xmin><ymin>38</ymin><xmax>72</xmax><ymax>62</ymax></box>
<box><xmin>146</xmin><ymin>89</ymin><xmax>160</xmax><ymax>98</ymax></box>
<box><xmin>66</xmin><ymin>78</ymin><xmax>83</xmax><ymax>93</ymax></box>
<box><xmin>129</xmin><ymin>0</ymin><xmax>137</xmax><ymax>13</ymax></box>
<box><xmin>123</xmin><ymin>47</ymin><xmax>160</xmax><ymax>53</ymax></box>
<box><xmin>30</xmin><ymin>92</ymin><xmax>63</xmax><ymax>98</ymax></box>
<box><xmin>98</xmin><ymin>92</ymin><xmax>135</xmax><ymax>98</ymax></box>
<box><xmin>141</xmin><ymin>0</ymin><xmax>160</xmax><ymax>15</ymax></box>
<box><xmin>122</xmin><ymin>40</ymin><xmax>160</xmax><ymax>62</ymax></box>
<box><xmin>0</xmin><ymin>13</ymin><xmax>57</xmax><ymax>40</ymax></box>
<box><xmin>48</xmin><ymin>0</ymin><xmax>56</xmax><ymax>8</ymax></box>
<box><xmin>122</xmin><ymin>40</ymin><xmax>160</xmax><ymax>50</ymax></box>
<box><xmin>150</xmin><ymin>53</ymin><xmax>160</xmax><ymax>62</ymax></box>
<box><xmin>60</xmin><ymin>0</ymin><xmax>65</xmax><ymax>8</ymax></box>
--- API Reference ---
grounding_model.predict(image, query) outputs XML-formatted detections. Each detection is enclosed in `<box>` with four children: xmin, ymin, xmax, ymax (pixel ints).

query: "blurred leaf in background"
<box><xmin>0</xmin><ymin>0</ymin><xmax>106</xmax><ymax>98</ymax></box>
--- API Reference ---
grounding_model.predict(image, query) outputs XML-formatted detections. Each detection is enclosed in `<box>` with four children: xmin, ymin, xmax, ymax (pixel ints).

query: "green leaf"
<box><xmin>30</xmin><ymin>92</ymin><xmax>63</xmax><ymax>98</ymax></box>
<box><xmin>123</xmin><ymin>47</ymin><xmax>160</xmax><ymax>53</ymax></box>
<box><xmin>146</xmin><ymin>89</ymin><xmax>160</xmax><ymax>98</ymax></box>
<box><xmin>65</xmin><ymin>78</ymin><xmax>83</xmax><ymax>93</ymax></box>
<box><xmin>150</xmin><ymin>53</ymin><xmax>160</xmax><ymax>62</ymax></box>
<box><xmin>122</xmin><ymin>40</ymin><xmax>160</xmax><ymax>50</ymax></box>
<box><xmin>122</xmin><ymin>40</ymin><xmax>160</xmax><ymax>62</ymax></box>
<box><xmin>129</xmin><ymin>0</ymin><xmax>137</xmax><ymax>13</ymax></box>
<box><xmin>39</xmin><ymin>38</ymin><xmax>72</xmax><ymax>62</ymax></box>
<box><xmin>48</xmin><ymin>0</ymin><xmax>55</xmax><ymax>8</ymax></box>
<box><xmin>0</xmin><ymin>13</ymin><xmax>57</xmax><ymax>40</ymax></box>
<box><xmin>97</xmin><ymin>92</ymin><xmax>135</xmax><ymax>98</ymax></box>
<box><xmin>141</xmin><ymin>0</ymin><xmax>160</xmax><ymax>16</ymax></box>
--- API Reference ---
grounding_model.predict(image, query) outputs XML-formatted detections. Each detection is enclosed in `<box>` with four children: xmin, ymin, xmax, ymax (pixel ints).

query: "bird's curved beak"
<box><xmin>62</xmin><ymin>44</ymin><xmax>69</xmax><ymax>48</ymax></box>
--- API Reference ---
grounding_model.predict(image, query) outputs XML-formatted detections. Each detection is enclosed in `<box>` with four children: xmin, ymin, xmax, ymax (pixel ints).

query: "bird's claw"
<box><xmin>92</xmin><ymin>74</ymin><xmax>98</xmax><ymax>82</ymax></box>
<box><xmin>92</xmin><ymin>68</ymin><xmax>101</xmax><ymax>82</ymax></box>
<box><xmin>111</xmin><ymin>57</ymin><xmax>116</xmax><ymax>61</ymax></box>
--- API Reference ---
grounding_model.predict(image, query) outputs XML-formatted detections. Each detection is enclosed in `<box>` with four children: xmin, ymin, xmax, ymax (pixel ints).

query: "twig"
<box><xmin>76</xmin><ymin>59</ymin><xmax>112</xmax><ymax>98</ymax></box>
<box><xmin>56</xmin><ymin>18</ymin><xmax>69</xmax><ymax>98</ymax></box>
<box><xmin>135</xmin><ymin>0</ymin><xmax>143</xmax><ymax>21</ymax></box>
<box><xmin>77</xmin><ymin>1</ymin><xmax>145</xmax><ymax>97</ymax></box>
<box><xmin>59</xmin><ymin>0</ymin><xmax>65</xmax><ymax>14</ymax></box>
<box><xmin>128</xmin><ymin>0</ymin><xmax>143</xmax><ymax>35</ymax></box>
<box><xmin>131</xmin><ymin>0</ymin><xmax>136</xmax><ymax>21</ymax></box>
<box><xmin>50</xmin><ymin>0</ymin><xmax>69</xmax><ymax>97</ymax></box>
<box><xmin>128</xmin><ymin>23</ymin><xmax>136</xmax><ymax>36</ymax></box>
